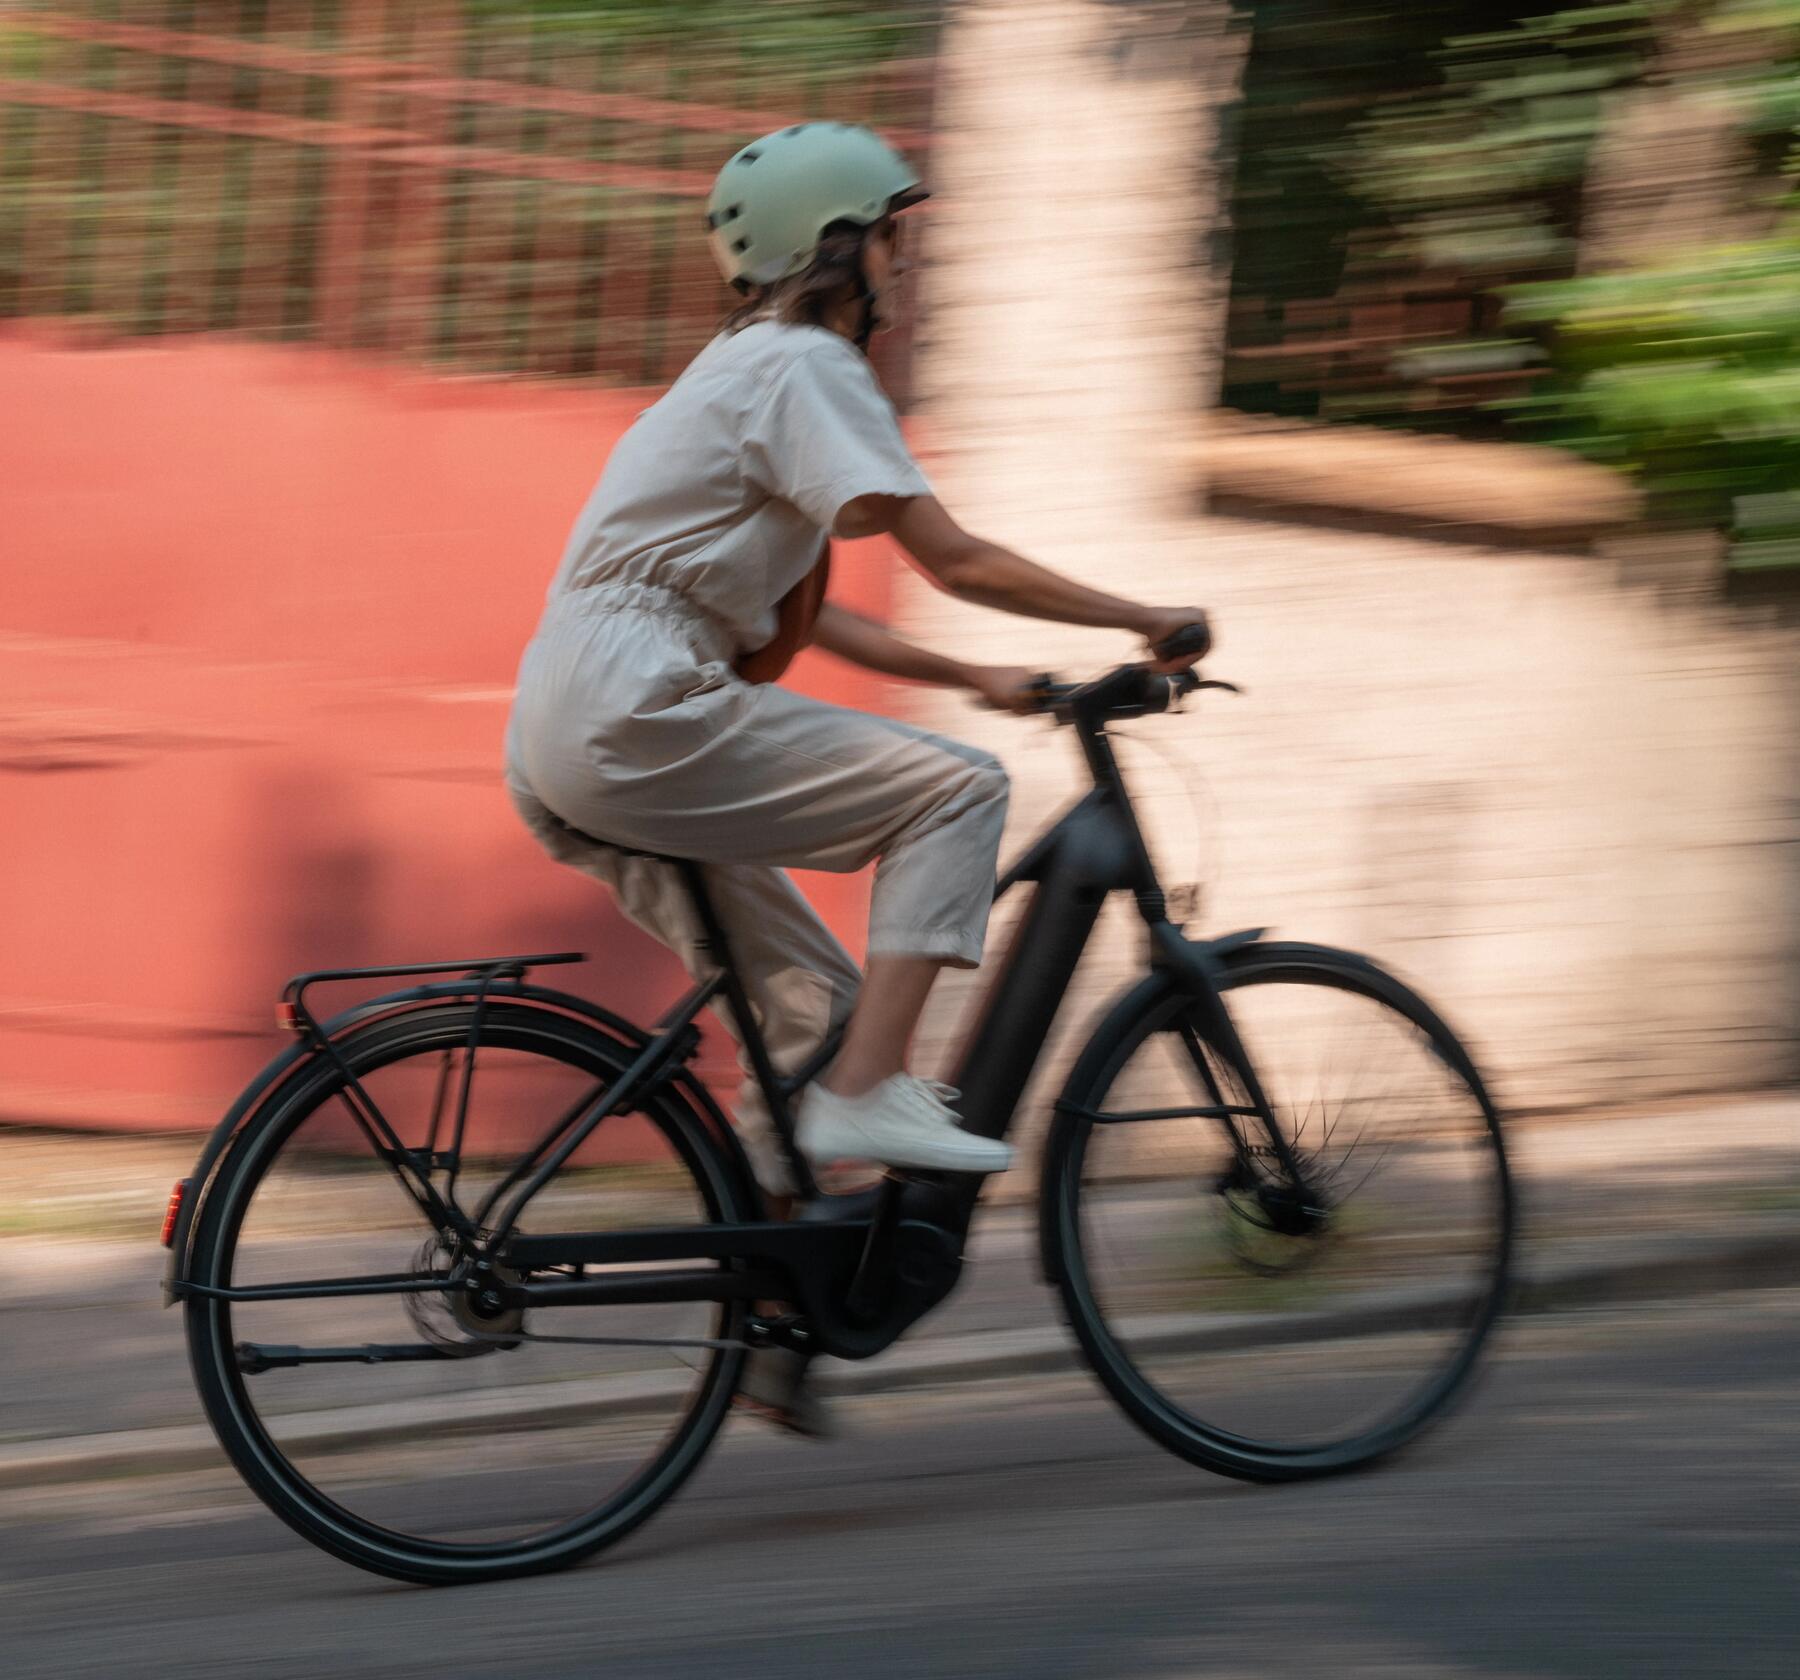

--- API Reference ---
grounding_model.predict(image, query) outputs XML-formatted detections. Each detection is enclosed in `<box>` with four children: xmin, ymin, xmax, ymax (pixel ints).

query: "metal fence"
<box><xmin>0</xmin><ymin>1</ymin><xmax>935</xmax><ymax>383</ymax></box>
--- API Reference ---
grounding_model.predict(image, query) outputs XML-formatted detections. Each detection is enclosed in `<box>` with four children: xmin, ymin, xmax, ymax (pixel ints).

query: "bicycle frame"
<box><xmin>170</xmin><ymin>671</ymin><xmax>1307</xmax><ymax>1364</ymax></box>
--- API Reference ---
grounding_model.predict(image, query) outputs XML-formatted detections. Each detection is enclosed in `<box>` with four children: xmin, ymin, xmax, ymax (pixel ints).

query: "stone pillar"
<box><xmin>896</xmin><ymin>0</ymin><xmax>1238</xmax><ymax>1151</ymax></box>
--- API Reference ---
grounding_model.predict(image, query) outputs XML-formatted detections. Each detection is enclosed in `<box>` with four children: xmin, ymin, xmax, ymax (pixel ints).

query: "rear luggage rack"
<box><xmin>276</xmin><ymin>952</ymin><xmax>585</xmax><ymax>1032</ymax></box>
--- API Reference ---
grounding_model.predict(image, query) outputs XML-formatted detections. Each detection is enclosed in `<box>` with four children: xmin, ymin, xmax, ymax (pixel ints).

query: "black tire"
<box><xmin>184</xmin><ymin>1000</ymin><xmax>755</xmax><ymax>1584</ymax></box>
<box><xmin>1042</xmin><ymin>941</ymin><xmax>1514</xmax><ymax>1482</ymax></box>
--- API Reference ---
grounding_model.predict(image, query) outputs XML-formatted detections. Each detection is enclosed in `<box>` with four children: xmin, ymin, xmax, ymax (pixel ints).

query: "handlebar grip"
<box><xmin>1150</xmin><ymin>619</ymin><xmax>1211</xmax><ymax>663</ymax></box>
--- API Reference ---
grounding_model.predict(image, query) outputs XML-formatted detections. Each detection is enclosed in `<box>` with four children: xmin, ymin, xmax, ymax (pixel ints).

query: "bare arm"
<box><xmin>812</xmin><ymin>602</ymin><xmax>1042</xmax><ymax>712</ymax></box>
<box><xmin>834</xmin><ymin>494</ymin><xmax>1205</xmax><ymax>663</ymax></box>
<box><xmin>812</xmin><ymin>601</ymin><xmax>970</xmax><ymax>687</ymax></box>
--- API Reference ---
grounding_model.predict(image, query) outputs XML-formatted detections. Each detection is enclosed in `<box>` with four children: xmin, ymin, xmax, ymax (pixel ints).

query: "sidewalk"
<box><xmin>3</xmin><ymin>1093</ymin><xmax>1797</xmax><ymax>1489</ymax></box>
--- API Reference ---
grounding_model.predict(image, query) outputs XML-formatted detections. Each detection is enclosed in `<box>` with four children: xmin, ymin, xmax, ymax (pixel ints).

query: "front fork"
<box><xmin>1147</xmin><ymin>922</ymin><xmax>1324</xmax><ymax>1226</ymax></box>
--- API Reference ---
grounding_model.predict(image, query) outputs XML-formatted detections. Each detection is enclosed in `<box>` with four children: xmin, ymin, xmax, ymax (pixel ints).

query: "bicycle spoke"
<box><xmin>1060</xmin><ymin>954</ymin><xmax>1510</xmax><ymax>1468</ymax></box>
<box><xmin>1325</xmin><ymin>1136</ymin><xmax>1396</xmax><ymax>1204</ymax></box>
<box><xmin>184</xmin><ymin>1000</ymin><xmax>752</xmax><ymax>1574</ymax></box>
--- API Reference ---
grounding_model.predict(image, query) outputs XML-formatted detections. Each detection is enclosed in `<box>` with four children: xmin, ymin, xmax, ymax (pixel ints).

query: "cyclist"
<box><xmin>505</xmin><ymin>121</ymin><xmax>1205</xmax><ymax>1209</ymax></box>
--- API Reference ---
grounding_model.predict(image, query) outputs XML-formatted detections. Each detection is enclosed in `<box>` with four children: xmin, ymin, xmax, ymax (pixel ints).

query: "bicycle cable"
<box><xmin>1111</xmin><ymin>716</ymin><xmax>1222</xmax><ymax>925</ymax></box>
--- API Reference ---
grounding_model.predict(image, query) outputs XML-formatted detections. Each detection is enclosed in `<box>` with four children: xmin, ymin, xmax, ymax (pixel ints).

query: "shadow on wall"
<box><xmin>226</xmin><ymin>758</ymin><xmax>381</xmax><ymax>1015</ymax></box>
<box><xmin>214</xmin><ymin>756</ymin><xmax>723</xmax><ymax>1140</ymax></box>
<box><xmin>0</xmin><ymin>334</ymin><xmax>890</xmax><ymax>1136</ymax></box>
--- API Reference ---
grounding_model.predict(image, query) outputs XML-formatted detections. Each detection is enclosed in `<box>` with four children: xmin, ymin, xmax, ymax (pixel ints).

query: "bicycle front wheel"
<box><xmin>1043</xmin><ymin>941</ymin><xmax>1513</xmax><ymax>1481</ymax></box>
<box><xmin>184</xmin><ymin>1000</ymin><xmax>755</xmax><ymax>1584</ymax></box>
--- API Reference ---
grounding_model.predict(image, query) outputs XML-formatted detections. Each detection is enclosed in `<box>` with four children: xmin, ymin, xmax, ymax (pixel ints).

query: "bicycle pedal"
<box><xmin>745</xmin><ymin>1313</ymin><xmax>813</xmax><ymax>1352</ymax></box>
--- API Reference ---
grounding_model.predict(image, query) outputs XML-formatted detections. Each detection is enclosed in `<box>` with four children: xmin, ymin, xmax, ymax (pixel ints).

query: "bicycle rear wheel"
<box><xmin>184</xmin><ymin>1001</ymin><xmax>754</xmax><ymax>1583</ymax></box>
<box><xmin>1043</xmin><ymin>941</ymin><xmax>1513</xmax><ymax>1481</ymax></box>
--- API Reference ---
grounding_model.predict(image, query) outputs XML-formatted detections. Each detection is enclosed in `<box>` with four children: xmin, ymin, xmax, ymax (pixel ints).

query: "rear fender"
<box><xmin>164</xmin><ymin>980</ymin><xmax>756</xmax><ymax>1301</ymax></box>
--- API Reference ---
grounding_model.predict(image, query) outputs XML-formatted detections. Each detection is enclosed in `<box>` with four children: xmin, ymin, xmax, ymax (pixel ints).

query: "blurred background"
<box><xmin>5</xmin><ymin>0</ymin><xmax>1795</xmax><ymax>1153</ymax></box>
<box><xmin>2</xmin><ymin>2</ymin><xmax>1796</xmax><ymax>1674</ymax></box>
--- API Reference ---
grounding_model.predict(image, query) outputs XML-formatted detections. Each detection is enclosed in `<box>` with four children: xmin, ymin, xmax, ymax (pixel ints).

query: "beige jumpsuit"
<box><xmin>504</xmin><ymin>321</ymin><xmax>1009</xmax><ymax>1192</ymax></box>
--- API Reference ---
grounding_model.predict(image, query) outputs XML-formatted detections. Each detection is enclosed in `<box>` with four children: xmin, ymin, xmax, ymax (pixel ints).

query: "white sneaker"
<box><xmin>796</xmin><ymin>1075</ymin><xmax>1015</xmax><ymax>1175</ymax></box>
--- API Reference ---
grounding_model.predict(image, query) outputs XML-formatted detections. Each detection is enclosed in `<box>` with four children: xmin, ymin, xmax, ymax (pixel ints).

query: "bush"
<box><xmin>1503</xmin><ymin>235</ymin><xmax>1800</xmax><ymax>568</ymax></box>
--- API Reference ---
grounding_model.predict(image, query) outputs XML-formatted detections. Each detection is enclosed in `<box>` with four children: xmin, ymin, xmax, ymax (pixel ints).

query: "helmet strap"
<box><xmin>852</xmin><ymin>238</ymin><xmax>879</xmax><ymax>352</ymax></box>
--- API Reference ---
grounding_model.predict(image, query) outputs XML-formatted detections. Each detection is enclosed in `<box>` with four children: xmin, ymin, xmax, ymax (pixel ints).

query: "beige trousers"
<box><xmin>505</xmin><ymin>591</ymin><xmax>1010</xmax><ymax>1192</ymax></box>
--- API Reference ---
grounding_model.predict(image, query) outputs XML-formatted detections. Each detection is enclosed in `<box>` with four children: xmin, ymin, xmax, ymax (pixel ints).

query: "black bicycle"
<box><xmin>164</xmin><ymin>630</ymin><xmax>1514</xmax><ymax>1585</ymax></box>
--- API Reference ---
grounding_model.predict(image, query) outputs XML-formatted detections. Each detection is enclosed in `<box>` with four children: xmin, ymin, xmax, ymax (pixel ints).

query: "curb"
<box><xmin>3</xmin><ymin>1219</ymin><xmax>1795</xmax><ymax>1492</ymax></box>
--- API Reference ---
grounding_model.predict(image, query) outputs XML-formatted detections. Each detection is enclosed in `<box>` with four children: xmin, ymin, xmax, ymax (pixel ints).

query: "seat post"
<box><xmin>675</xmin><ymin>861</ymin><xmax>818</xmax><ymax>1201</ymax></box>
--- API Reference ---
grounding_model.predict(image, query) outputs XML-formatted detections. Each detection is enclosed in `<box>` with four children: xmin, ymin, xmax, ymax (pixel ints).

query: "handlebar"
<box><xmin>1021</xmin><ymin>620</ymin><xmax>1237</xmax><ymax>725</ymax></box>
<box><xmin>1021</xmin><ymin>667</ymin><xmax>1198</xmax><ymax>722</ymax></box>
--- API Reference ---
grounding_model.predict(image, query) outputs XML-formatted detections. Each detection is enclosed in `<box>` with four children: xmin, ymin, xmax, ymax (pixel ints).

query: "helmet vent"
<box><xmin>740</xmin><ymin>150</ymin><xmax>761</xmax><ymax>164</ymax></box>
<box><xmin>731</xmin><ymin>236</ymin><xmax>752</xmax><ymax>254</ymax></box>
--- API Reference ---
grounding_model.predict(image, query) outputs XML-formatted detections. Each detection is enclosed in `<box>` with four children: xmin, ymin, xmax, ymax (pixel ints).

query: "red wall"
<box><xmin>0</xmin><ymin>331</ymin><xmax>891</xmax><ymax>1131</ymax></box>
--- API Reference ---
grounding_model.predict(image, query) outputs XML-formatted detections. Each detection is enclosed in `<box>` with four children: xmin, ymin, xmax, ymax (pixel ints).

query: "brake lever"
<box><xmin>1162</xmin><ymin>673</ymin><xmax>1241</xmax><ymax>713</ymax></box>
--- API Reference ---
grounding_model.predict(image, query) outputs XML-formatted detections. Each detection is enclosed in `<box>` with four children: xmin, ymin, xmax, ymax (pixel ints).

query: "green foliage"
<box><xmin>1220</xmin><ymin>1</ymin><xmax>1551</xmax><ymax>423</ymax></box>
<box><xmin>1228</xmin><ymin>0</ymin><xmax>1800</xmax><ymax>444</ymax></box>
<box><xmin>1344</xmin><ymin>0</ymin><xmax>1800</xmax><ymax>267</ymax></box>
<box><xmin>1504</xmin><ymin>234</ymin><xmax>1800</xmax><ymax>564</ymax></box>
<box><xmin>0</xmin><ymin>22</ymin><xmax>50</xmax><ymax>78</ymax></box>
<box><xmin>1343</xmin><ymin>3</ymin><xmax>1658</xmax><ymax>278</ymax></box>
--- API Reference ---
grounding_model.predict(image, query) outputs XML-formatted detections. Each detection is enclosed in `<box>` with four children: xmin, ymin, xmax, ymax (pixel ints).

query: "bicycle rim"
<box><xmin>184</xmin><ymin>1004</ymin><xmax>751</xmax><ymax>1582</ymax></box>
<box><xmin>1051</xmin><ymin>945</ymin><xmax>1513</xmax><ymax>1480</ymax></box>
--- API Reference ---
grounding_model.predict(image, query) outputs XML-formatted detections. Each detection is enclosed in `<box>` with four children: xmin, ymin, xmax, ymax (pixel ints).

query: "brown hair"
<box><xmin>722</xmin><ymin>219</ymin><xmax>881</xmax><ymax>336</ymax></box>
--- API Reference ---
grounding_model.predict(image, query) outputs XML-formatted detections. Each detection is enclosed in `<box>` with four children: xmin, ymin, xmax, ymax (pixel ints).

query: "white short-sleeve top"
<box><xmin>545</xmin><ymin>320</ymin><xmax>932</xmax><ymax>663</ymax></box>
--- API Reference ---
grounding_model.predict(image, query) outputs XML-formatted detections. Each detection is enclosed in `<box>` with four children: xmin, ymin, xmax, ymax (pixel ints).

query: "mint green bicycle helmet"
<box><xmin>705</xmin><ymin>122</ymin><xmax>927</xmax><ymax>344</ymax></box>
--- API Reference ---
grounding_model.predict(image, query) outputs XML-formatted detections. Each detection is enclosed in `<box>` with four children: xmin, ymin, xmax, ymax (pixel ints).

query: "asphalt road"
<box><xmin>4</xmin><ymin>1290</ymin><xmax>1796</xmax><ymax>1680</ymax></box>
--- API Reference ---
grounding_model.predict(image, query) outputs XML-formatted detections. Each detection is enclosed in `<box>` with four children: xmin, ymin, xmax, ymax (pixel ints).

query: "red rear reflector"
<box><xmin>161</xmin><ymin>1179</ymin><xmax>190</xmax><ymax>1248</ymax></box>
<box><xmin>276</xmin><ymin>1001</ymin><xmax>301</xmax><ymax>1032</ymax></box>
